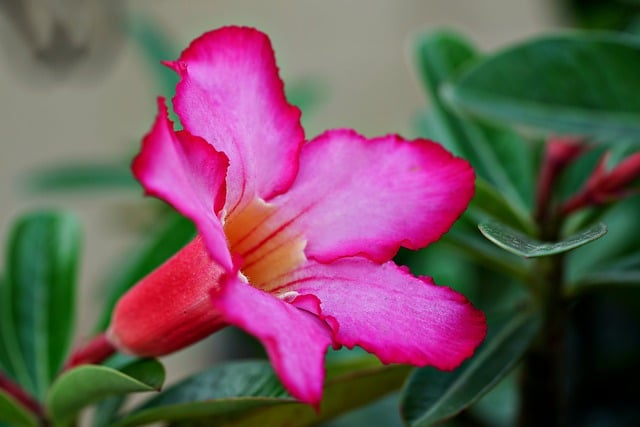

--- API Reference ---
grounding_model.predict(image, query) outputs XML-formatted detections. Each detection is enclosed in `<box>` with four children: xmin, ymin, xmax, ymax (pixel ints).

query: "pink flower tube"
<box><xmin>107</xmin><ymin>26</ymin><xmax>486</xmax><ymax>406</ymax></box>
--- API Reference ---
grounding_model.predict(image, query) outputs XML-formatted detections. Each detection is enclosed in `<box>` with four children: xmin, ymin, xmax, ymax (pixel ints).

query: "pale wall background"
<box><xmin>0</xmin><ymin>0</ymin><xmax>560</xmax><ymax>380</ymax></box>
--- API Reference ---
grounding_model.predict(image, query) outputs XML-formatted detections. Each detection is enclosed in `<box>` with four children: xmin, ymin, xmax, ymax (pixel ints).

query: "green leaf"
<box><xmin>479</xmin><ymin>221</ymin><xmax>608</xmax><ymax>258</ymax></box>
<box><xmin>412</xmin><ymin>30</ymin><xmax>481</xmax><ymax>160</ymax></box>
<box><xmin>569</xmin><ymin>252</ymin><xmax>640</xmax><ymax>295</ymax></box>
<box><xmin>444</xmin><ymin>32</ymin><xmax>640</xmax><ymax>142</ymax></box>
<box><xmin>0</xmin><ymin>211</ymin><xmax>81</xmax><ymax>399</ymax></box>
<box><xmin>24</xmin><ymin>163</ymin><xmax>137</xmax><ymax>194</ymax></box>
<box><xmin>442</xmin><ymin>219</ymin><xmax>529</xmax><ymax>284</ymax></box>
<box><xmin>46</xmin><ymin>359</ymin><xmax>164</xmax><ymax>425</ymax></box>
<box><xmin>412</xmin><ymin>29</ymin><xmax>535</xmax><ymax>212</ymax></box>
<box><xmin>471</xmin><ymin>178</ymin><xmax>534</xmax><ymax>235</ymax></box>
<box><xmin>0</xmin><ymin>390</ymin><xmax>38</xmax><ymax>427</ymax></box>
<box><xmin>114</xmin><ymin>357</ymin><xmax>411</xmax><ymax>427</ymax></box>
<box><xmin>95</xmin><ymin>212</ymin><xmax>195</xmax><ymax>332</ymax></box>
<box><xmin>401</xmin><ymin>305</ymin><xmax>541</xmax><ymax>427</ymax></box>
<box><xmin>91</xmin><ymin>396</ymin><xmax>127</xmax><ymax>427</ymax></box>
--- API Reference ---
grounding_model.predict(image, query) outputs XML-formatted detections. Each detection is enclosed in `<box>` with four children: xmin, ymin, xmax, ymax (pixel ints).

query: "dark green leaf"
<box><xmin>412</xmin><ymin>30</ymin><xmax>480</xmax><ymax>160</ymax></box>
<box><xmin>24</xmin><ymin>163</ymin><xmax>137</xmax><ymax>194</ymax></box>
<box><xmin>401</xmin><ymin>305</ymin><xmax>541</xmax><ymax>427</ymax></box>
<box><xmin>567</xmin><ymin>198</ymin><xmax>640</xmax><ymax>282</ymax></box>
<box><xmin>46</xmin><ymin>358</ymin><xmax>164</xmax><ymax>425</ymax></box>
<box><xmin>412</xmin><ymin>29</ymin><xmax>535</xmax><ymax>212</ymax></box>
<box><xmin>471</xmin><ymin>178</ymin><xmax>534</xmax><ymax>234</ymax></box>
<box><xmin>0</xmin><ymin>211</ymin><xmax>81</xmax><ymax>399</ymax></box>
<box><xmin>92</xmin><ymin>396</ymin><xmax>127</xmax><ymax>427</ymax></box>
<box><xmin>114</xmin><ymin>357</ymin><xmax>410</xmax><ymax>427</ymax></box>
<box><xmin>442</xmin><ymin>219</ymin><xmax>529</xmax><ymax>284</ymax></box>
<box><xmin>570</xmin><ymin>252</ymin><xmax>640</xmax><ymax>295</ymax></box>
<box><xmin>444</xmin><ymin>32</ymin><xmax>640</xmax><ymax>141</ymax></box>
<box><xmin>479</xmin><ymin>221</ymin><xmax>607</xmax><ymax>258</ymax></box>
<box><xmin>0</xmin><ymin>390</ymin><xmax>38</xmax><ymax>427</ymax></box>
<box><xmin>95</xmin><ymin>213</ymin><xmax>195</xmax><ymax>332</ymax></box>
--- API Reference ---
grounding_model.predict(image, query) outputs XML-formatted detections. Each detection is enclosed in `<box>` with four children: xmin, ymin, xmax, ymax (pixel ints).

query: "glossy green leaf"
<box><xmin>0</xmin><ymin>390</ymin><xmax>38</xmax><ymax>427</ymax></box>
<box><xmin>0</xmin><ymin>211</ymin><xmax>81</xmax><ymax>399</ymax></box>
<box><xmin>114</xmin><ymin>357</ymin><xmax>411</xmax><ymax>427</ymax></box>
<box><xmin>413</xmin><ymin>29</ymin><xmax>535</xmax><ymax>212</ymax></box>
<box><xmin>95</xmin><ymin>212</ymin><xmax>195</xmax><ymax>331</ymax></box>
<box><xmin>479</xmin><ymin>221</ymin><xmax>607</xmax><ymax>258</ymax></box>
<box><xmin>46</xmin><ymin>359</ymin><xmax>164</xmax><ymax>425</ymax></box>
<box><xmin>24</xmin><ymin>163</ymin><xmax>137</xmax><ymax>194</ymax></box>
<box><xmin>401</xmin><ymin>305</ymin><xmax>541</xmax><ymax>427</ymax></box>
<box><xmin>444</xmin><ymin>32</ymin><xmax>640</xmax><ymax>141</ymax></box>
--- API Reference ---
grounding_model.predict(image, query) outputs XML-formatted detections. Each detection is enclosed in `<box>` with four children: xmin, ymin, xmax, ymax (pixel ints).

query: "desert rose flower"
<box><xmin>107</xmin><ymin>26</ymin><xmax>486</xmax><ymax>405</ymax></box>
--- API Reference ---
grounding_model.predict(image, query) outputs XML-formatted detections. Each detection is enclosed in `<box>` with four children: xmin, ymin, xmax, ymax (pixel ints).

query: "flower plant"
<box><xmin>1</xmin><ymin>19</ymin><xmax>640</xmax><ymax>427</ymax></box>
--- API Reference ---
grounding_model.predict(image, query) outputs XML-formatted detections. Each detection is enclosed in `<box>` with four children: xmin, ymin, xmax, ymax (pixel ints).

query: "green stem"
<box><xmin>518</xmin><ymin>253</ymin><xmax>568</xmax><ymax>427</ymax></box>
<box><xmin>518</xmin><ymin>209</ymin><xmax>570</xmax><ymax>426</ymax></box>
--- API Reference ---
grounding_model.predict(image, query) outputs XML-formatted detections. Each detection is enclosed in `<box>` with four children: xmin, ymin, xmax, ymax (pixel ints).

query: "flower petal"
<box><xmin>286</xmin><ymin>258</ymin><xmax>486</xmax><ymax>370</ymax></box>
<box><xmin>271</xmin><ymin>129</ymin><xmax>474</xmax><ymax>263</ymax></box>
<box><xmin>108</xmin><ymin>237</ymin><xmax>226</xmax><ymax>356</ymax></box>
<box><xmin>169</xmin><ymin>26</ymin><xmax>304</xmax><ymax>213</ymax></box>
<box><xmin>212</xmin><ymin>275</ymin><xmax>332</xmax><ymax>406</ymax></box>
<box><xmin>133</xmin><ymin>99</ymin><xmax>232</xmax><ymax>270</ymax></box>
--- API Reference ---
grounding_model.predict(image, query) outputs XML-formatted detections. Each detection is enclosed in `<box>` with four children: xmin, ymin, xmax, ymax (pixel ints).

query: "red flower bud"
<box><xmin>562</xmin><ymin>152</ymin><xmax>640</xmax><ymax>215</ymax></box>
<box><xmin>107</xmin><ymin>236</ymin><xmax>226</xmax><ymax>356</ymax></box>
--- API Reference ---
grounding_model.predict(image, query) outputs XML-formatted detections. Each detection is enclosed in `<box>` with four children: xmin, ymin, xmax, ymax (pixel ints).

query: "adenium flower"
<box><xmin>562</xmin><ymin>151</ymin><xmax>640</xmax><ymax>215</ymax></box>
<box><xmin>107</xmin><ymin>26</ymin><xmax>486</xmax><ymax>405</ymax></box>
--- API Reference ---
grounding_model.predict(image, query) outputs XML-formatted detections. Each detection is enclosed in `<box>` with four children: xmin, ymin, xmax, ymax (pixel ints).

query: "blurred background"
<box><xmin>0</xmin><ymin>0</ymin><xmax>574</xmax><ymax>417</ymax></box>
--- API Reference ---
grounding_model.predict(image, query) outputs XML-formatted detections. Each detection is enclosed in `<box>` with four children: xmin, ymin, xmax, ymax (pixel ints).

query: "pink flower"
<box><xmin>107</xmin><ymin>27</ymin><xmax>486</xmax><ymax>406</ymax></box>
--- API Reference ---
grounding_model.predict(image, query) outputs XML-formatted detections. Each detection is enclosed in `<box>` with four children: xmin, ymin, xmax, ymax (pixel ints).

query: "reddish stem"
<box><xmin>0</xmin><ymin>371</ymin><xmax>44</xmax><ymax>417</ymax></box>
<box><xmin>535</xmin><ymin>137</ymin><xmax>586</xmax><ymax>223</ymax></box>
<box><xmin>560</xmin><ymin>192</ymin><xmax>589</xmax><ymax>217</ymax></box>
<box><xmin>64</xmin><ymin>333</ymin><xmax>116</xmax><ymax>370</ymax></box>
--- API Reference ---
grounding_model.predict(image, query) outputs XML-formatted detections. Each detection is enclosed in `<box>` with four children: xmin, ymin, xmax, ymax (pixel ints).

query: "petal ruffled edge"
<box><xmin>132</xmin><ymin>98</ymin><xmax>233</xmax><ymax>270</ymax></box>
<box><xmin>168</xmin><ymin>26</ymin><xmax>304</xmax><ymax>213</ymax></box>
<box><xmin>269</xmin><ymin>129</ymin><xmax>475</xmax><ymax>264</ymax></box>
<box><xmin>285</xmin><ymin>257</ymin><xmax>487</xmax><ymax>370</ymax></box>
<box><xmin>211</xmin><ymin>273</ymin><xmax>333</xmax><ymax>406</ymax></box>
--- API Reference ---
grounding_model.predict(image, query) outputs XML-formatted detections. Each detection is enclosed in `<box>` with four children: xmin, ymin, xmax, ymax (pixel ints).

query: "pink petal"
<box><xmin>108</xmin><ymin>237</ymin><xmax>227</xmax><ymax>356</ymax></box>
<box><xmin>270</xmin><ymin>129</ymin><xmax>475</xmax><ymax>263</ymax></box>
<box><xmin>212</xmin><ymin>275</ymin><xmax>332</xmax><ymax>406</ymax></box>
<box><xmin>285</xmin><ymin>258</ymin><xmax>486</xmax><ymax>370</ymax></box>
<box><xmin>133</xmin><ymin>99</ymin><xmax>233</xmax><ymax>270</ymax></box>
<box><xmin>169</xmin><ymin>26</ymin><xmax>304</xmax><ymax>213</ymax></box>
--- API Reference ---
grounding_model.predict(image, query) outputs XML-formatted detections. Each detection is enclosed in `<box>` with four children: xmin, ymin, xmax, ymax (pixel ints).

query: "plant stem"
<box><xmin>519</xmin><ymin>205</ymin><xmax>571</xmax><ymax>426</ymax></box>
<box><xmin>64</xmin><ymin>333</ymin><xmax>116</xmax><ymax>370</ymax></box>
<box><xmin>518</xmin><ymin>252</ymin><xmax>568</xmax><ymax>427</ymax></box>
<box><xmin>0</xmin><ymin>371</ymin><xmax>44</xmax><ymax>418</ymax></box>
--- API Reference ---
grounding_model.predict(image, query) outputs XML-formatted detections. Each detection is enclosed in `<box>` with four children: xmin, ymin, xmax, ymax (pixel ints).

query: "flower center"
<box><xmin>224</xmin><ymin>198</ymin><xmax>306</xmax><ymax>291</ymax></box>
